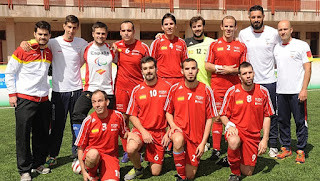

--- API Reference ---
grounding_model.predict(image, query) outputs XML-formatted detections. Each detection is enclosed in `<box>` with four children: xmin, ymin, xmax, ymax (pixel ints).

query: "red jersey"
<box><xmin>220</xmin><ymin>84</ymin><xmax>275</xmax><ymax>137</ymax></box>
<box><xmin>75</xmin><ymin>110</ymin><xmax>128</xmax><ymax>157</ymax></box>
<box><xmin>150</xmin><ymin>35</ymin><xmax>188</xmax><ymax>79</ymax></box>
<box><xmin>206</xmin><ymin>38</ymin><xmax>247</xmax><ymax>90</ymax></box>
<box><xmin>114</xmin><ymin>40</ymin><xmax>150</xmax><ymax>91</ymax></box>
<box><xmin>126</xmin><ymin>78</ymin><xmax>171</xmax><ymax>130</ymax></box>
<box><xmin>164</xmin><ymin>81</ymin><xmax>218</xmax><ymax>144</ymax></box>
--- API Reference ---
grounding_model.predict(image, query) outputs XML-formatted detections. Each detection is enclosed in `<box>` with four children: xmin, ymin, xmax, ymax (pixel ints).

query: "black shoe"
<box><xmin>216</xmin><ymin>155</ymin><xmax>230</xmax><ymax>167</ymax></box>
<box><xmin>175</xmin><ymin>174</ymin><xmax>187</xmax><ymax>181</ymax></box>
<box><xmin>228</xmin><ymin>174</ymin><xmax>240</xmax><ymax>181</ymax></box>
<box><xmin>210</xmin><ymin>149</ymin><xmax>221</xmax><ymax>161</ymax></box>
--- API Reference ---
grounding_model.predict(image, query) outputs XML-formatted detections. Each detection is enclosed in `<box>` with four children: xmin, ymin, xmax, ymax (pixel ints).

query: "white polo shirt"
<box><xmin>274</xmin><ymin>38</ymin><xmax>313</xmax><ymax>94</ymax></box>
<box><xmin>239</xmin><ymin>25</ymin><xmax>280</xmax><ymax>84</ymax></box>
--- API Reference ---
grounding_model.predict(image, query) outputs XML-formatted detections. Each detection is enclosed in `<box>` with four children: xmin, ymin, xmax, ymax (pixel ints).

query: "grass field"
<box><xmin>1</xmin><ymin>90</ymin><xmax>320</xmax><ymax>181</ymax></box>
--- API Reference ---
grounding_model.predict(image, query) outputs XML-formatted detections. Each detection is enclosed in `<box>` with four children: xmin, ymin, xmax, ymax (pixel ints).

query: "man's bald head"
<box><xmin>277</xmin><ymin>20</ymin><xmax>293</xmax><ymax>43</ymax></box>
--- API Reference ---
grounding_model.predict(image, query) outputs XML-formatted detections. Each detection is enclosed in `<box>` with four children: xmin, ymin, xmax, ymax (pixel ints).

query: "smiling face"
<box><xmin>92</xmin><ymin>27</ymin><xmax>107</xmax><ymax>46</ymax></box>
<box><xmin>34</xmin><ymin>28</ymin><xmax>51</xmax><ymax>47</ymax></box>
<box><xmin>221</xmin><ymin>18</ymin><xmax>236</xmax><ymax>40</ymax></box>
<box><xmin>191</xmin><ymin>20</ymin><xmax>204</xmax><ymax>38</ymax></box>
<box><xmin>277</xmin><ymin>20</ymin><xmax>293</xmax><ymax>43</ymax></box>
<box><xmin>162</xmin><ymin>17</ymin><xmax>176</xmax><ymax>36</ymax></box>
<box><xmin>92</xmin><ymin>91</ymin><xmax>109</xmax><ymax>116</ymax></box>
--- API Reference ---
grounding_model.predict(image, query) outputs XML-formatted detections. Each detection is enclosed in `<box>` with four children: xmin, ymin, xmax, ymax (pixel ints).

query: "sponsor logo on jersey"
<box><xmin>234</xmin><ymin>46</ymin><xmax>240</xmax><ymax>50</ymax></box>
<box><xmin>255</xmin><ymin>97</ymin><xmax>263</xmax><ymax>105</ymax></box>
<box><xmin>188</xmin><ymin>50</ymin><xmax>194</xmax><ymax>54</ymax></box>
<box><xmin>195</xmin><ymin>100</ymin><xmax>203</xmax><ymax>104</ymax></box>
<box><xmin>33</xmin><ymin>54</ymin><xmax>38</xmax><ymax>56</ymax></box>
<box><xmin>189</xmin><ymin>42</ymin><xmax>193</xmax><ymax>45</ymax></box>
<box><xmin>94</xmin><ymin>57</ymin><xmax>108</xmax><ymax>66</ymax></box>
<box><xmin>307</xmin><ymin>51</ymin><xmax>312</xmax><ymax>59</ymax></box>
<box><xmin>111</xmin><ymin>129</ymin><xmax>118</xmax><ymax>131</ymax></box>
<box><xmin>217</xmin><ymin>47</ymin><xmax>224</xmax><ymax>51</ymax></box>
<box><xmin>176</xmin><ymin>45</ymin><xmax>182</xmax><ymax>49</ymax></box>
<box><xmin>235</xmin><ymin>89</ymin><xmax>240</xmax><ymax>93</ymax></box>
<box><xmin>90</xmin><ymin>51</ymin><xmax>109</xmax><ymax>56</ymax></box>
<box><xmin>92</xmin><ymin>129</ymin><xmax>99</xmax><ymax>133</ymax></box>
<box><xmin>178</xmin><ymin>85</ymin><xmax>183</xmax><ymax>89</ymax></box>
<box><xmin>177</xmin><ymin>96</ymin><xmax>185</xmax><ymax>101</ymax></box>
<box><xmin>96</xmin><ymin>69</ymin><xmax>106</xmax><ymax>75</ymax></box>
<box><xmin>140</xmin><ymin>86</ymin><xmax>145</xmax><ymax>90</ymax></box>
<box><xmin>111</xmin><ymin>124</ymin><xmax>118</xmax><ymax>128</ymax></box>
<box><xmin>218</xmin><ymin>40</ymin><xmax>222</xmax><ymax>43</ymax></box>
<box><xmin>159</xmin><ymin>90</ymin><xmax>167</xmax><ymax>94</ymax></box>
<box><xmin>195</xmin><ymin>95</ymin><xmax>204</xmax><ymax>100</ymax></box>
<box><xmin>236</xmin><ymin>100</ymin><xmax>243</xmax><ymax>104</ymax></box>
<box><xmin>132</xmin><ymin>50</ymin><xmax>141</xmax><ymax>55</ymax></box>
<box><xmin>161</xmin><ymin>46</ymin><xmax>168</xmax><ymax>50</ymax></box>
<box><xmin>139</xmin><ymin>95</ymin><xmax>147</xmax><ymax>99</ymax></box>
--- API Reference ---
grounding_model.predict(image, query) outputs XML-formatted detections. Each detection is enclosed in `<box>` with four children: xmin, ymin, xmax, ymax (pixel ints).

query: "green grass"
<box><xmin>1</xmin><ymin>90</ymin><xmax>320</xmax><ymax>180</ymax></box>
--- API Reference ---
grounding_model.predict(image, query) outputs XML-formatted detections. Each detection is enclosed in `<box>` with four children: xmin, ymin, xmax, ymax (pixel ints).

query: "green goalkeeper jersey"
<box><xmin>185</xmin><ymin>36</ymin><xmax>215</xmax><ymax>86</ymax></box>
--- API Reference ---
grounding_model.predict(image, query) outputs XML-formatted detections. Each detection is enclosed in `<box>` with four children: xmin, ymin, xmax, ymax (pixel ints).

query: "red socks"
<box><xmin>121</xmin><ymin>138</ymin><xmax>127</xmax><ymax>152</ymax></box>
<box><xmin>173</xmin><ymin>151</ymin><xmax>186</xmax><ymax>179</ymax></box>
<box><xmin>212</xmin><ymin>122</ymin><xmax>223</xmax><ymax>151</ymax></box>
<box><xmin>228</xmin><ymin>147</ymin><xmax>241</xmax><ymax>176</ymax></box>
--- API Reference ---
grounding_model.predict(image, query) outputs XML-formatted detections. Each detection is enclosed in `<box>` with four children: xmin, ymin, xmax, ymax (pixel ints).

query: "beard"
<box><xmin>145</xmin><ymin>74</ymin><xmax>156</xmax><ymax>81</ymax></box>
<box><xmin>251</xmin><ymin>20</ymin><xmax>264</xmax><ymax>30</ymax></box>
<box><xmin>193</xmin><ymin>31</ymin><xmax>204</xmax><ymax>38</ymax></box>
<box><xmin>185</xmin><ymin>76</ymin><xmax>196</xmax><ymax>82</ymax></box>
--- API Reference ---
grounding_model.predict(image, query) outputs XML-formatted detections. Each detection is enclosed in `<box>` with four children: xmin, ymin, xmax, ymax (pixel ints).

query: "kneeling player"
<box><xmin>75</xmin><ymin>90</ymin><xmax>128</xmax><ymax>181</ymax></box>
<box><xmin>124</xmin><ymin>56</ymin><xmax>171</xmax><ymax>180</ymax></box>
<box><xmin>220</xmin><ymin>62</ymin><xmax>274</xmax><ymax>181</ymax></box>
<box><xmin>164</xmin><ymin>58</ymin><xmax>218</xmax><ymax>180</ymax></box>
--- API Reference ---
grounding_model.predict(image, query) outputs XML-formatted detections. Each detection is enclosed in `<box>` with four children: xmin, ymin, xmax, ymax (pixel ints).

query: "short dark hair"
<box><xmin>162</xmin><ymin>13</ymin><xmax>176</xmax><ymax>25</ymax></box>
<box><xmin>34</xmin><ymin>21</ymin><xmax>51</xmax><ymax>34</ymax></box>
<box><xmin>238</xmin><ymin>62</ymin><xmax>253</xmax><ymax>73</ymax></box>
<box><xmin>249</xmin><ymin>5</ymin><xmax>264</xmax><ymax>15</ymax></box>
<box><xmin>120</xmin><ymin>20</ymin><xmax>135</xmax><ymax>30</ymax></box>
<box><xmin>140</xmin><ymin>56</ymin><xmax>157</xmax><ymax>69</ymax></box>
<box><xmin>181</xmin><ymin>58</ymin><xmax>198</xmax><ymax>69</ymax></box>
<box><xmin>189</xmin><ymin>16</ymin><xmax>205</xmax><ymax>27</ymax></box>
<box><xmin>92</xmin><ymin>21</ymin><xmax>108</xmax><ymax>32</ymax></box>
<box><xmin>64</xmin><ymin>15</ymin><xmax>79</xmax><ymax>26</ymax></box>
<box><xmin>92</xmin><ymin>89</ymin><xmax>108</xmax><ymax>100</ymax></box>
<box><xmin>221</xmin><ymin>15</ymin><xmax>237</xmax><ymax>27</ymax></box>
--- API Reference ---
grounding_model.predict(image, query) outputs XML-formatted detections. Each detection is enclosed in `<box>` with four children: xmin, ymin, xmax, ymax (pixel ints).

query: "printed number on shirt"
<box><xmin>227</xmin><ymin>45</ymin><xmax>231</xmax><ymax>51</ymax></box>
<box><xmin>169</xmin><ymin>43</ymin><xmax>173</xmax><ymax>49</ymax></box>
<box><xmin>247</xmin><ymin>95</ymin><xmax>252</xmax><ymax>103</ymax></box>
<box><xmin>150</xmin><ymin>90</ymin><xmax>157</xmax><ymax>97</ymax></box>
<box><xmin>125</xmin><ymin>48</ymin><xmax>130</xmax><ymax>54</ymax></box>
<box><xmin>196</xmin><ymin>48</ymin><xmax>201</xmax><ymax>54</ymax></box>
<box><xmin>154</xmin><ymin>154</ymin><xmax>159</xmax><ymax>161</ymax></box>
<box><xmin>192</xmin><ymin>154</ymin><xmax>196</xmax><ymax>162</ymax></box>
<box><xmin>102</xmin><ymin>123</ymin><xmax>107</xmax><ymax>131</ymax></box>
<box><xmin>188</xmin><ymin>93</ymin><xmax>192</xmax><ymax>100</ymax></box>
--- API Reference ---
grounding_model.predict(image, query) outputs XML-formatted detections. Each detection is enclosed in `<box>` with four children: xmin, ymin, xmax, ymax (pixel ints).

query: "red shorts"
<box><xmin>225</xmin><ymin>128</ymin><xmax>260</xmax><ymax>166</ymax></box>
<box><xmin>132</xmin><ymin>128</ymin><xmax>166</xmax><ymax>165</ymax></box>
<box><xmin>213</xmin><ymin>89</ymin><xmax>227</xmax><ymax>111</ymax></box>
<box><xmin>83</xmin><ymin>148</ymin><xmax>120</xmax><ymax>181</ymax></box>
<box><xmin>115</xmin><ymin>87</ymin><xmax>132</xmax><ymax>113</ymax></box>
<box><xmin>171</xmin><ymin>130</ymin><xmax>200</xmax><ymax>167</ymax></box>
<box><xmin>160</xmin><ymin>77</ymin><xmax>183</xmax><ymax>86</ymax></box>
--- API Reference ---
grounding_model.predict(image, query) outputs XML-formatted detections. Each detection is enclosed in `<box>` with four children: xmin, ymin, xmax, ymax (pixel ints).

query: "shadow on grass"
<box><xmin>289</xmin><ymin>140</ymin><xmax>314</xmax><ymax>158</ymax></box>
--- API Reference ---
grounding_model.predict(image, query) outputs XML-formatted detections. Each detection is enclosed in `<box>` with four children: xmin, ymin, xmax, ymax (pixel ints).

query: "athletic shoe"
<box><xmin>210</xmin><ymin>149</ymin><xmax>221</xmax><ymax>161</ymax></box>
<box><xmin>20</xmin><ymin>172</ymin><xmax>32</xmax><ymax>181</ymax></box>
<box><xmin>295</xmin><ymin>150</ymin><xmax>305</xmax><ymax>164</ymax></box>
<box><xmin>44</xmin><ymin>157</ymin><xmax>57</xmax><ymax>168</ymax></box>
<box><xmin>124</xmin><ymin>167</ymin><xmax>144</xmax><ymax>180</ymax></box>
<box><xmin>268</xmin><ymin>148</ymin><xmax>278</xmax><ymax>158</ymax></box>
<box><xmin>204</xmin><ymin>143</ymin><xmax>210</xmax><ymax>152</ymax></box>
<box><xmin>31</xmin><ymin>165</ymin><xmax>51</xmax><ymax>174</ymax></box>
<box><xmin>216</xmin><ymin>155</ymin><xmax>230</xmax><ymax>167</ymax></box>
<box><xmin>140</xmin><ymin>153</ymin><xmax>144</xmax><ymax>162</ymax></box>
<box><xmin>276</xmin><ymin>147</ymin><xmax>292</xmax><ymax>160</ymax></box>
<box><xmin>228</xmin><ymin>174</ymin><xmax>240</xmax><ymax>181</ymax></box>
<box><xmin>121</xmin><ymin>152</ymin><xmax>129</xmax><ymax>163</ymax></box>
<box><xmin>174</xmin><ymin>174</ymin><xmax>187</xmax><ymax>181</ymax></box>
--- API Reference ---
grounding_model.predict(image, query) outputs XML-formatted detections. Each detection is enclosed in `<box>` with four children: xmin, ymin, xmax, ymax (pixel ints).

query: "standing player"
<box><xmin>238</xmin><ymin>5</ymin><xmax>280</xmax><ymax>157</ymax></box>
<box><xmin>124</xmin><ymin>56</ymin><xmax>171</xmax><ymax>180</ymax></box>
<box><xmin>6</xmin><ymin>21</ymin><xmax>52</xmax><ymax>180</ymax></box>
<box><xmin>164</xmin><ymin>58</ymin><xmax>218</xmax><ymax>180</ymax></box>
<box><xmin>113</xmin><ymin>20</ymin><xmax>150</xmax><ymax>162</ymax></box>
<box><xmin>75</xmin><ymin>90</ymin><xmax>128</xmax><ymax>181</ymax></box>
<box><xmin>150</xmin><ymin>13</ymin><xmax>188</xmax><ymax>85</ymax></box>
<box><xmin>274</xmin><ymin>20</ymin><xmax>312</xmax><ymax>163</ymax></box>
<box><xmin>185</xmin><ymin>16</ymin><xmax>215</xmax><ymax>86</ymax></box>
<box><xmin>72</xmin><ymin>22</ymin><xmax>115</xmax><ymax>138</ymax></box>
<box><xmin>220</xmin><ymin>62</ymin><xmax>274</xmax><ymax>181</ymax></box>
<box><xmin>20</xmin><ymin>15</ymin><xmax>88</xmax><ymax>164</ymax></box>
<box><xmin>205</xmin><ymin>16</ymin><xmax>246</xmax><ymax>160</ymax></box>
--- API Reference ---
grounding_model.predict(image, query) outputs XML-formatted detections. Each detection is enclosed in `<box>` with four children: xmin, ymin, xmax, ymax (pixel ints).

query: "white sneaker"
<box><xmin>31</xmin><ymin>165</ymin><xmax>51</xmax><ymax>174</ymax></box>
<box><xmin>269</xmin><ymin>148</ymin><xmax>278</xmax><ymax>158</ymax></box>
<box><xmin>20</xmin><ymin>172</ymin><xmax>32</xmax><ymax>181</ymax></box>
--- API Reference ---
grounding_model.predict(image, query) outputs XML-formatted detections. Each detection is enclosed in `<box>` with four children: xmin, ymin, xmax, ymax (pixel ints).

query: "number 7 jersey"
<box><xmin>164</xmin><ymin>81</ymin><xmax>218</xmax><ymax>144</ymax></box>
